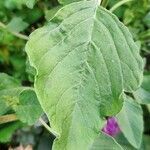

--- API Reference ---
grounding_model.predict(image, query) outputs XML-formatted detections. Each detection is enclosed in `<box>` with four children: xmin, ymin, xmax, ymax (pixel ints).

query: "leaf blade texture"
<box><xmin>26</xmin><ymin>0</ymin><xmax>143</xmax><ymax>149</ymax></box>
<box><xmin>117</xmin><ymin>96</ymin><xmax>143</xmax><ymax>149</ymax></box>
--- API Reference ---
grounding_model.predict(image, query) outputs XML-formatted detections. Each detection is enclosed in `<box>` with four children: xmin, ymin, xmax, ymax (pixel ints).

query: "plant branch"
<box><xmin>110</xmin><ymin>0</ymin><xmax>133</xmax><ymax>12</ymax></box>
<box><xmin>39</xmin><ymin>118</ymin><xmax>60</xmax><ymax>138</ymax></box>
<box><xmin>0</xmin><ymin>114</ymin><xmax>18</xmax><ymax>124</ymax></box>
<box><xmin>0</xmin><ymin>21</ymin><xmax>29</xmax><ymax>41</ymax></box>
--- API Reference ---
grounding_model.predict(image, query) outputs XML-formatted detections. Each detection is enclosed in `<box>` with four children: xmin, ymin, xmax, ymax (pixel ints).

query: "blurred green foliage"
<box><xmin>108</xmin><ymin>0</ymin><xmax>150</xmax><ymax>54</ymax></box>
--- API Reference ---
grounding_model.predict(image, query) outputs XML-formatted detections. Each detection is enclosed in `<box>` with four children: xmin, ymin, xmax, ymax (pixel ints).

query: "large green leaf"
<box><xmin>26</xmin><ymin>0</ymin><xmax>143</xmax><ymax>149</ymax></box>
<box><xmin>116</xmin><ymin>96</ymin><xmax>143</xmax><ymax>149</ymax></box>
<box><xmin>90</xmin><ymin>132</ymin><xmax>123</xmax><ymax>150</ymax></box>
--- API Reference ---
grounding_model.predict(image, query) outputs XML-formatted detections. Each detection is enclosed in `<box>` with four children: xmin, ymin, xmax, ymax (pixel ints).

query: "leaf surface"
<box><xmin>117</xmin><ymin>96</ymin><xmax>143</xmax><ymax>149</ymax></box>
<box><xmin>15</xmin><ymin>89</ymin><xmax>43</xmax><ymax>125</ymax></box>
<box><xmin>134</xmin><ymin>75</ymin><xmax>150</xmax><ymax>104</ymax></box>
<box><xmin>26</xmin><ymin>0</ymin><xmax>143</xmax><ymax>149</ymax></box>
<box><xmin>90</xmin><ymin>132</ymin><xmax>123</xmax><ymax>150</ymax></box>
<box><xmin>0</xmin><ymin>73</ymin><xmax>43</xmax><ymax>125</ymax></box>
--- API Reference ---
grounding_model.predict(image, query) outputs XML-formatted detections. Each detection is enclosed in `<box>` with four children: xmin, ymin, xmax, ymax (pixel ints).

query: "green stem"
<box><xmin>0</xmin><ymin>21</ymin><xmax>29</xmax><ymax>40</ymax></box>
<box><xmin>110</xmin><ymin>0</ymin><xmax>133</xmax><ymax>12</ymax></box>
<box><xmin>39</xmin><ymin>118</ymin><xmax>60</xmax><ymax>138</ymax></box>
<box><xmin>0</xmin><ymin>114</ymin><xmax>18</xmax><ymax>124</ymax></box>
<box><xmin>101</xmin><ymin>0</ymin><xmax>109</xmax><ymax>8</ymax></box>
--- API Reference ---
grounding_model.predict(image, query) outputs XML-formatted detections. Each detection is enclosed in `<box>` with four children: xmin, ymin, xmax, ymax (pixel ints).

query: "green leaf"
<box><xmin>90</xmin><ymin>132</ymin><xmax>123</xmax><ymax>150</ymax></box>
<box><xmin>45</xmin><ymin>6</ymin><xmax>62</xmax><ymax>21</ymax></box>
<box><xmin>15</xmin><ymin>89</ymin><xmax>43</xmax><ymax>125</ymax></box>
<box><xmin>0</xmin><ymin>121</ymin><xmax>23</xmax><ymax>143</ymax></box>
<box><xmin>115</xmin><ymin>133</ymin><xmax>144</xmax><ymax>150</ymax></box>
<box><xmin>0</xmin><ymin>73</ymin><xmax>20</xmax><ymax>90</ymax></box>
<box><xmin>0</xmin><ymin>73</ymin><xmax>43</xmax><ymax>125</ymax></box>
<box><xmin>134</xmin><ymin>88</ymin><xmax>150</xmax><ymax>104</ymax></box>
<box><xmin>134</xmin><ymin>75</ymin><xmax>150</xmax><ymax>104</ymax></box>
<box><xmin>26</xmin><ymin>0</ymin><xmax>143</xmax><ymax>149</ymax></box>
<box><xmin>0</xmin><ymin>73</ymin><xmax>22</xmax><ymax>115</ymax></box>
<box><xmin>24</xmin><ymin>0</ymin><xmax>36</xmax><ymax>9</ymax></box>
<box><xmin>7</xmin><ymin>17</ymin><xmax>29</xmax><ymax>33</ymax></box>
<box><xmin>116</xmin><ymin>96</ymin><xmax>143</xmax><ymax>149</ymax></box>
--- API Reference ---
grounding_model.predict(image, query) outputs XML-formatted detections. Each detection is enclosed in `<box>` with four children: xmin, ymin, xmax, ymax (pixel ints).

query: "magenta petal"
<box><xmin>102</xmin><ymin>117</ymin><xmax>120</xmax><ymax>137</ymax></box>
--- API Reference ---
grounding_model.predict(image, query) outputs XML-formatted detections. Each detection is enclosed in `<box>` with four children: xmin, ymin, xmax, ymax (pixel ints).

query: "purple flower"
<box><xmin>102</xmin><ymin>117</ymin><xmax>120</xmax><ymax>137</ymax></box>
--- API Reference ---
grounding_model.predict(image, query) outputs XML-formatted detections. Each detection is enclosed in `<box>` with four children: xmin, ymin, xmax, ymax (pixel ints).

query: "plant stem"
<box><xmin>110</xmin><ymin>0</ymin><xmax>133</xmax><ymax>12</ymax></box>
<box><xmin>39</xmin><ymin>118</ymin><xmax>60</xmax><ymax>138</ymax></box>
<box><xmin>0</xmin><ymin>21</ymin><xmax>29</xmax><ymax>41</ymax></box>
<box><xmin>101</xmin><ymin>0</ymin><xmax>109</xmax><ymax>8</ymax></box>
<box><xmin>0</xmin><ymin>114</ymin><xmax>18</xmax><ymax>124</ymax></box>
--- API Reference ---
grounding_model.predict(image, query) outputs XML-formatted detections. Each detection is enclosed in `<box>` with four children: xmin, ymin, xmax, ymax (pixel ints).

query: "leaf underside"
<box><xmin>26</xmin><ymin>0</ymin><xmax>143</xmax><ymax>149</ymax></box>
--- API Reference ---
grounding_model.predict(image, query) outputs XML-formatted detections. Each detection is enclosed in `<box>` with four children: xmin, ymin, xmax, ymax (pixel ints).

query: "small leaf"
<box><xmin>24</xmin><ymin>0</ymin><xmax>36</xmax><ymax>9</ymax></box>
<box><xmin>15</xmin><ymin>89</ymin><xmax>43</xmax><ymax>125</ymax></box>
<box><xmin>7</xmin><ymin>17</ymin><xmax>29</xmax><ymax>33</ymax></box>
<box><xmin>0</xmin><ymin>73</ymin><xmax>43</xmax><ymax>125</ymax></box>
<box><xmin>116</xmin><ymin>96</ymin><xmax>143</xmax><ymax>149</ymax></box>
